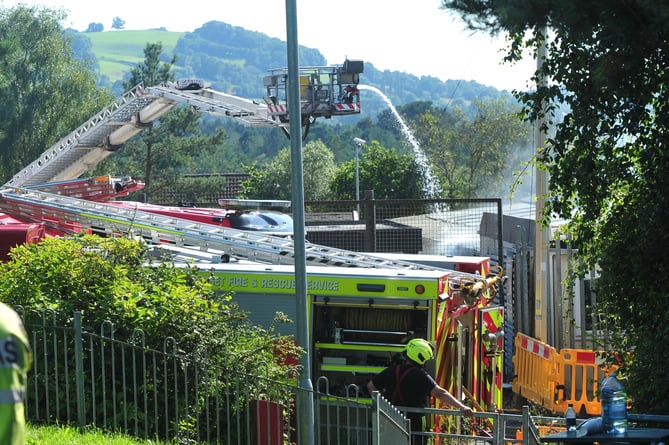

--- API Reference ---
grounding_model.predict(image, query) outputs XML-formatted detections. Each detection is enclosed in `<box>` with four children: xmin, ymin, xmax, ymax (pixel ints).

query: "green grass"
<box><xmin>86</xmin><ymin>30</ymin><xmax>184</xmax><ymax>83</ymax></box>
<box><xmin>27</xmin><ymin>423</ymin><xmax>174</xmax><ymax>445</ymax></box>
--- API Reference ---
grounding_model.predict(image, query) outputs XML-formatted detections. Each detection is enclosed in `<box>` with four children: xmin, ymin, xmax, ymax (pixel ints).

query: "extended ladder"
<box><xmin>0</xmin><ymin>187</ymin><xmax>446</xmax><ymax>271</ymax></box>
<box><xmin>3</xmin><ymin>83</ymin><xmax>282</xmax><ymax>190</ymax></box>
<box><xmin>143</xmin><ymin>85</ymin><xmax>281</xmax><ymax>128</ymax></box>
<box><xmin>4</xmin><ymin>85</ymin><xmax>158</xmax><ymax>189</ymax></box>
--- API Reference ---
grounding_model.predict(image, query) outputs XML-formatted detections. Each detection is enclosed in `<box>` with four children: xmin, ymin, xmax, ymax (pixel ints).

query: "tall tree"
<box><xmin>331</xmin><ymin>141</ymin><xmax>426</xmax><ymax>200</ymax></box>
<box><xmin>240</xmin><ymin>139</ymin><xmax>337</xmax><ymax>201</ymax></box>
<box><xmin>442</xmin><ymin>0</ymin><xmax>669</xmax><ymax>412</ymax></box>
<box><xmin>85</xmin><ymin>22</ymin><xmax>103</xmax><ymax>32</ymax></box>
<box><xmin>95</xmin><ymin>43</ymin><xmax>226</xmax><ymax>201</ymax></box>
<box><xmin>124</xmin><ymin>43</ymin><xmax>175</xmax><ymax>90</ymax></box>
<box><xmin>111</xmin><ymin>17</ymin><xmax>125</xmax><ymax>30</ymax></box>
<box><xmin>0</xmin><ymin>5</ymin><xmax>112</xmax><ymax>183</ymax></box>
<box><xmin>415</xmin><ymin>97</ymin><xmax>531</xmax><ymax>199</ymax></box>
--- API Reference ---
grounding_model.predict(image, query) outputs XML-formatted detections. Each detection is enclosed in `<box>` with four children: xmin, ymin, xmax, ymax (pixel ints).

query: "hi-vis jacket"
<box><xmin>0</xmin><ymin>303</ymin><xmax>32</xmax><ymax>445</ymax></box>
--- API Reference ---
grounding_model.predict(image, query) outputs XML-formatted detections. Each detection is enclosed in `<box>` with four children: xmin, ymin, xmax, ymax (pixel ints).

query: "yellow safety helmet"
<box><xmin>405</xmin><ymin>338</ymin><xmax>434</xmax><ymax>366</ymax></box>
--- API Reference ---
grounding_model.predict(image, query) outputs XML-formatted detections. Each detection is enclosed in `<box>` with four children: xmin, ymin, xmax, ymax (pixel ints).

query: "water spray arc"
<box><xmin>358</xmin><ymin>84</ymin><xmax>442</xmax><ymax>199</ymax></box>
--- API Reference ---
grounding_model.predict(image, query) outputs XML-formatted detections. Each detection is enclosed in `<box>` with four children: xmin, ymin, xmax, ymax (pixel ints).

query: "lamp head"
<box><xmin>353</xmin><ymin>137</ymin><xmax>366</xmax><ymax>145</ymax></box>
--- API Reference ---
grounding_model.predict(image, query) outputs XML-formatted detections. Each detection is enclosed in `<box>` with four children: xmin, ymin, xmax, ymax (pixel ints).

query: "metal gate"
<box><xmin>370</xmin><ymin>391</ymin><xmax>410</xmax><ymax>445</ymax></box>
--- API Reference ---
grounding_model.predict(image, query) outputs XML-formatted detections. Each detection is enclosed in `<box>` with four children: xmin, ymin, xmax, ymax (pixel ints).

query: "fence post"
<box><xmin>74</xmin><ymin>311</ymin><xmax>86</xmax><ymax>429</ymax></box>
<box><xmin>522</xmin><ymin>405</ymin><xmax>530</xmax><ymax>445</ymax></box>
<box><xmin>364</xmin><ymin>190</ymin><xmax>376</xmax><ymax>252</ymax></box>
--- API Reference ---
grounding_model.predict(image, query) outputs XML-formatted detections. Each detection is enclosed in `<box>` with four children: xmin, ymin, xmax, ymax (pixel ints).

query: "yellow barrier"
<box><xmin>555</xmin><ymin>348</ymin><xmax>607</xmax><ymax>415</ymax></box>
<box><xmin>512</xmin><ymin>333</ymin><xmax>606</xmax><ymax>415</ymax></box>
<box><xmin>507</xmin><ymin>425</ymin><xmax>566</xmax><ymax>445</ymax></box>
<box><xmin>512</xmin><ymin>333</ymin><xmax>558</xmax><ymax>411</ymax></box>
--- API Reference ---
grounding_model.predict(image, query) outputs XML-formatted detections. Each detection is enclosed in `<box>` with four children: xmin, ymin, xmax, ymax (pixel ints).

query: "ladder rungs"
<box><xmin>0</xmin><ymin>188</ymin><xmax>450</xmax><ymax>271</ymax></box>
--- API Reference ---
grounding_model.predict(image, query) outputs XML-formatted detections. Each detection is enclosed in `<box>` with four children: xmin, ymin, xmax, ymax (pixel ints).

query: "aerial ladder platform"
<box><xmin>0</xmin><ymin>60</ymin><xmax>467</xmax><ymax>277</ymax></box>
<box><xmin>3</xmin><ymin>60</ymin><xmax>364</xmax><ymax>190</ymax></box>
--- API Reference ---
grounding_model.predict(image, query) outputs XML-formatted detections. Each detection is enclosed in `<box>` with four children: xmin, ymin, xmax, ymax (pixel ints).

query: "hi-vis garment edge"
<box><xmin>0</xmin><ymin>303</ymin><xmax>32</xmax><ymax>445</ymax></box>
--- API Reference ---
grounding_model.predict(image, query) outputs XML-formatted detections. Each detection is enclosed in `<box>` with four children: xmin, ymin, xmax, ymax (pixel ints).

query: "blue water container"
<box><xmin>600</xmin><ymin>373</ymin><xmax>627</xmax><ymax>435</ymax></box>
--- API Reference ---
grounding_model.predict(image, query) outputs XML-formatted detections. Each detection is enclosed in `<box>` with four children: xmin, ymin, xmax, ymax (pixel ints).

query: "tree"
<box><xmin>85</xmin><ymin>22</ymin><xmax>103</xmax><ymax>32</ymax></box>
<box><xmin>442</xmin><ymin>0</ymin><xmax>669</xmax><ymax>412</ymax></box>
<box><xmin>240</xmin><ymin>139</ymin><xmax>337</xmax><ymax>201</ymax></box>
<box><xmin>414</xmin><ymin>97</ymin><xmax>531</xmax><ymax>198</ymax></box>
<box><xmin>94</xmin><ymin>42</ymin><xmax>225</xmax><ymax>202</ymax></box>
<box><xmin>331</xmin><ymin>141</ymin><xmax>425</xmax><ymax>200</ymax></box>
<box><xmin>124</xmin><ymin>42</ymin><xmax>175</xmax><ymax>90</ymax></box>
<box><xmin>111</xmin><ymin>16</ymin><xmax>125</xmax><ymax>30</ymax></box>
<box><xmin>0</xmin><ymin>5</ymin><xmax>112</xmax><ymax>183</ymax></box>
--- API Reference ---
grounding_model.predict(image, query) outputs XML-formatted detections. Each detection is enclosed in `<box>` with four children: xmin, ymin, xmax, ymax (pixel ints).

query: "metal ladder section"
<box><xmin>3</xmin><ymin>85</ymin><xmax>163</xmax><ymax>189</ymax></box>
<box><xmin>143</xmin><ymin>85</ymin><xmax>283</xmax><ymax>128</ymax></box>
<box><xmin>3</xmin><ymin>83</ymin><xmax>282</xmax><ymax>190</ymax></box>
<box><xmin>0</xmin><ymin>187</ymin><xmax>445</xmax><ymax>270</ymax></box>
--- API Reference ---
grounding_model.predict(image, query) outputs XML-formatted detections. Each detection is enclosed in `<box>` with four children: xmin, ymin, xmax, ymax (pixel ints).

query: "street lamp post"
<box><xmin>353</xmin><ymin>137</ymin><xmax>366</xmax><ymax>214</ymax></box>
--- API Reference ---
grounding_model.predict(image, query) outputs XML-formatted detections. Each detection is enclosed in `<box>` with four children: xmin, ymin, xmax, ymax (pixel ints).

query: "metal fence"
<box><xmin>24</xmin><ymin>309</ymin><xmax>301</xmax><ymax>444</ymax></box>
<box><xmin>149</xmin><ymin>187</ymin><xmax>503</xmax><ymax>260</ymax></box>
<box><xmin>305</xmin><ymin>194</ymin><xmax>503</xmax><ymax>260</ymax></box>
<box><xmin>20</xmin><ymin>307</ymin><xmax>550</xmax><ymax>445</ymax></box>
<box><xmin>369</xmin><ymin>391</ymin><xmax>410</xmax><ymax>445</ymax></box>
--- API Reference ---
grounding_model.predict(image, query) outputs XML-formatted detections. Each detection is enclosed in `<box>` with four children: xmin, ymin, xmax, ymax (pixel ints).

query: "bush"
<box><xmin>0</xmin><ymin>234</ymin><xmax>302</xmax><ymax>440</ymax></box>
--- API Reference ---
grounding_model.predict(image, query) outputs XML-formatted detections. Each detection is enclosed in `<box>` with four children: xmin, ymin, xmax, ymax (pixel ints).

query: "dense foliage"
<box><xmin>0</xmin><ymin>235</ymin><xmax>301</xmax><ymax>438</ymax></box>
<box><xmin>443</xmin><ymin>0</ymin><xmax>669</xmax><ymax>412</ymax></box>
<box><xmin>331</xmin><ymin>141</ymin><xmax>427</xmax><ymax>200</ymax></box>
<box><xmin>0</xmin><ymin>234</ymin><xmax>300</xmax><ymax>373</ymax></box>
<box><xmin>173</xmin><ymin>21</ymin><xmax>326</xmax><ymax>98</ymax></box>
<box><xmin>0</xmin><ymin>5</ymin><xmax>112</xmax><ymax>183</ymax></box>
<box><xmin>240</xmin><ymin>139</ymin><xmax>338</xmax><ymax>201</ymax></box>
<box><xmin>413</xmin><ymin>96</ymin><xmax>531</xmax><ymax>198</ymax></box>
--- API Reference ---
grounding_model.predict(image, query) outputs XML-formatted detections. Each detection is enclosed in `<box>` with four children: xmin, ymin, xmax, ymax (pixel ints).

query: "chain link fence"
<box><xmin>150</xmin><ymin>186</ymin><xmax>503</xmax><ymax>263</ymax></box>
<box><xmin>305</xmin><ymin>194</ymin><xmax>503</xmax><ymax>262</ymax></box>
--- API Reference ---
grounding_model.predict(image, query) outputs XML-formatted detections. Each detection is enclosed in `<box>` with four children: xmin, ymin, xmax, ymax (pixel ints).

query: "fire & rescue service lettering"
<box><xmin>218</xmin><ymin>275</ymin><xmax>339</xmax><ymax>291</ymax></box>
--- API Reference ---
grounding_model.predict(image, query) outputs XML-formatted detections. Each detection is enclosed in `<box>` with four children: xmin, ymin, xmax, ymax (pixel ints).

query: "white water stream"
<box><xmin>358</xmin><ymin>84</ymin><xmax>442</xmax><ymax>199</ymax></box>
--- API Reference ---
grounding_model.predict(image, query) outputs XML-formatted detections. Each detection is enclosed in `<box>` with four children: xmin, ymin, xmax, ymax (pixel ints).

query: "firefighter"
<box><xmin>367</xmin><ymin>338</ymin><xmax>472</xmax><ymax>445</ymax></box>
<box><xmin>342</xmin><ymin>85</ymin><xmax>358</xmax><ymax>104</ymax></box>
<box><xmin>0</xmin><ymin>302</ymin><xmax>32</xmax><ymax>445</ymax></box>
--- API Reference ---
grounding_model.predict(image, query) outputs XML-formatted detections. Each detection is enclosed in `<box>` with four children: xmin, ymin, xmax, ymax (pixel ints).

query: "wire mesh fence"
<box><xmin>305</xmin><ymin>196</ymin><xmax>503</xmax><ymax>261</ymax></box>
<box><xmin>148</xmin><ymin>186</ymin><xmax>503</xmax><ymax>261</ymax></box>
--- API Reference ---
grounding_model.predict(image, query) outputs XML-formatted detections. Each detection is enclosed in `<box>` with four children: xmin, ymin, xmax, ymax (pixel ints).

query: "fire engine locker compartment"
<box><xmin>200</xmin><ymin>263</ymin><xmax>448</xmax><ymax>397</ymax></box>
<box><xmin>311</xmin><ymin>297</ymin><xmax>431</xmax><ymax>397</ymax></box>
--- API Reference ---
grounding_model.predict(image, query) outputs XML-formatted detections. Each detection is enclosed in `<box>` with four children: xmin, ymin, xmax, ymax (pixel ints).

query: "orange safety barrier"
<box><xmin>512</xmin><ymin>333</ymin><xmax>607</xmax><ymax>416</ymax></box>
<box><xmin>506</xmin><ymin>424</ymin><xmax>567</xmax><ymax>445</ymax></box>
<box><xmin>554</xmin><ymin>348</ymin><xmax>607</xmax><ymax>416</ymax></box>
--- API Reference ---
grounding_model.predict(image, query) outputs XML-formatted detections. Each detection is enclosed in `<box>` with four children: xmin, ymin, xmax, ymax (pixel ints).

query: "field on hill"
<box><xmin>86</xmin><ymin>30</ymin><xmax>183</xmax><ymax>83</ymax></box>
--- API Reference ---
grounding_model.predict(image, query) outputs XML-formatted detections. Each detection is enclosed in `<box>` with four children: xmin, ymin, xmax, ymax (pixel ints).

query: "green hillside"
<box><xmin>86</xmin><ymin>30</ymin><xmax>183</xmax><ymax>83</ymax></box>
<box><xmin>80</xmin><ymin>24</ymin><xmax>507</xmax><ymax>113</ymax></box>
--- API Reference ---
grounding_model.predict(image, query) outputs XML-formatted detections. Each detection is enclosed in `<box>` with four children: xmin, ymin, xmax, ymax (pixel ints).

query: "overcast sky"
<box><xmin>1</xmin><ymin>0</ymin><xmax>537</xmax><ymax>91</ymax></box>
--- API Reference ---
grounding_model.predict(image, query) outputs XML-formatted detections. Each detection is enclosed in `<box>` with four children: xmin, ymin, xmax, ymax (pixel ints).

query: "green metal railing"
<box><xmin>21</xmin><ymin>308</ymin><xmax>549</xmax><ymax>444</ymax></box>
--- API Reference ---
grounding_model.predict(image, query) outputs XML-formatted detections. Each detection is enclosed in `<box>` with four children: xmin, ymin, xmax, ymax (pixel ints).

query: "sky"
<box><xmin>0</xmin><ymin>0</ymin><xmax>537</xmax><ymax>92</ymax></box>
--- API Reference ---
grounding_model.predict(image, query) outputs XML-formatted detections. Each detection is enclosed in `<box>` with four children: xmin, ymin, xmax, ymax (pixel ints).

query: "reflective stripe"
<box><xmin>0</xmin><ymin>388</ymin><xmax>25</xmax><ymax>404</ymax></box>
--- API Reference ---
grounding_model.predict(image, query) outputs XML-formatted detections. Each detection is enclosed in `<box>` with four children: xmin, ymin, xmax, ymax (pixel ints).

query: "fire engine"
<box><xmin>191</xmin><ymin>257</ymin><xmax>506</xmax><ymax>421</ymax></box>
